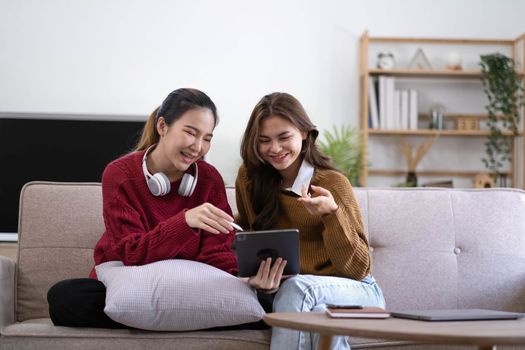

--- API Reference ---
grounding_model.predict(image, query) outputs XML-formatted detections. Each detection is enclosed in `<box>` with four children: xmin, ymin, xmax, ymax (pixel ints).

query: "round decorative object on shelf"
<box><xmin>474</xmin><ymin>173</ymin><xmax>494</xmax><ymax>188</ymax></box>
<box><xmin>446</xmin><ymin>51</ymin><xmax>463</xmax><ymax>70</ymax></box>
<box><xmin>377</xmin><ymin>51</ymin><xmax>395</xmax><ymax>69</ymax></box>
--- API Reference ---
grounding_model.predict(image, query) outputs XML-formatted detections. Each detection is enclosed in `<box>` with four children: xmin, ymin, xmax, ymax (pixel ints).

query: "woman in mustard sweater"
<box><xmin>236</xmin><ymin>92</ymin><xmax>385</xmax><ymax>350</ymax></box>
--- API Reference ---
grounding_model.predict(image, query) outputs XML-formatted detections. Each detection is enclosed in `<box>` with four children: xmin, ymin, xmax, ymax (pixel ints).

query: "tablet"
<box><xmin>234</xmin><ymin>229</ymin><xmax>300</xmax><ymax>277</ymax></box>
<box><xmin>390</xmin><ymin>308</ymin><xmax>525</xmax><ymax>322</ymax></box>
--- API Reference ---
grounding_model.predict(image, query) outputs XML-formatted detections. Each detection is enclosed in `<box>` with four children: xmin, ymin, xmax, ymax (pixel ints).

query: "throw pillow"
<box><xmin>95</xmin><ymin>259</ymin><xmax>265</xmax><ymax>331</ymax></box>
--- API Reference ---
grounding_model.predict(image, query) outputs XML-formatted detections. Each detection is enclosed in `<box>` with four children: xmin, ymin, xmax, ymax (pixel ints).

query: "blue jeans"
<box><xmin>270</xmin><ymin>274</ymin><xmax>385</xmax><ymax>350</ymax></box>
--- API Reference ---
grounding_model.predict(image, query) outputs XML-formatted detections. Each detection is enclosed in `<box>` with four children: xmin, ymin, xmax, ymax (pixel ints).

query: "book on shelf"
<box><xmin>326</xmin><ymin>306</ymin><xmax>390</xmax><ymax>319</ymax></box>
<box><xmin>378</xmin><ymin>76</ymin><xmax>387</xmax><ymax>129</ymax></box>
<box><xmin>378</xmin><ymin>75</ymin><xmax>396</xmax><ymax>129</ymax></box>
<box><xmin>400</xmin><ymin>90</ymin><xmax>409</xmax><ymax>130</ymax></box>
<box><xmin>368</xmin><ymin>78</ymin><xmax>379</xmax><ymax>129</ymax></box>
<box><xmin>409</xmin><ymin>89</ymin><xmax>418</xmax><ymax>130</ymax></box>
<box><xmin>394</xmin><ymin>90</ymin><xmax>401</xmax><ymax>129</ymax></box>
<box><xmin>385</xmin><ymin>77</ymin><xmax>395</xmax><ymax>129</ymax></box>
<box><xmin>376</xmin><ymin>75</ymin><xmax>418</xmax><ymax>130</ymax></box>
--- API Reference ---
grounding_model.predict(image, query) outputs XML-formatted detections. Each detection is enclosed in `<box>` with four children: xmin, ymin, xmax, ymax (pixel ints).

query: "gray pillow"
<box><xmin>95</xmin><ymin>259</ymin><xmax>265</xmax><ymax>331</ymax></box>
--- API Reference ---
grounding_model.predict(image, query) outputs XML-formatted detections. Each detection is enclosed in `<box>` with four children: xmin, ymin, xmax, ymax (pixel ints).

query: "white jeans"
<box><xmin>270</xmin><ymin>274</ymin><xmax>385</xmax><ymax>350</ymax></box>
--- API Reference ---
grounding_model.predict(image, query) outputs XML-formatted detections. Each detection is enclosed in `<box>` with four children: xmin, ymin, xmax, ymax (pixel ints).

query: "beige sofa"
<box><xmin>1</xmin><ymin>182</ymin><xmax>524</xmax><ymax>350</ymax></box>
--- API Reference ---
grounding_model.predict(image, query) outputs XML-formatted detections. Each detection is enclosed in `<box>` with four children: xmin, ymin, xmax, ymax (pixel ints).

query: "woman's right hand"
<box><xmin>248</xmin><ymin>257</ymin><xmax>287</xmax><ymax>293</ymax></box>
<box><xmin>185</xmin><ymin>203</ymin><xmax>234</xmax><ymax>234</ymax></box>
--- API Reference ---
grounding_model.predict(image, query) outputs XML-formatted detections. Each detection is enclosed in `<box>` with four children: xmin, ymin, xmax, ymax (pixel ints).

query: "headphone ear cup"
<box><xmin>146</xmin><ymin>176</ymin><xmax>162</xmax><ymax>196</ymax></box>
<box><xmin>157</xmin><ymin>172</ymin><xmax>171</xmax><ymax>195</ymax></box>
<box><xmin>178</xmin><ymin>173</ymin><xmax>195</xmax><ymax>197</ymax></box>
<box><xmin>188</xmin><ymin>172</ymin><xmax>197</xmax><ymax>196</ymax></box>
<box><xmin>148</xmin><ymin>172</ymin><xmax>171</xmax><ymax>196</ymax></box>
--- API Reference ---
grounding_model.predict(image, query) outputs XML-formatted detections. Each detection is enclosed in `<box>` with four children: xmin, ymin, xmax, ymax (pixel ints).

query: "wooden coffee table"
<box><xmin>264</xmin><ymin>312</ymin><xmax>525</xmax><ymax>350</ymax></box>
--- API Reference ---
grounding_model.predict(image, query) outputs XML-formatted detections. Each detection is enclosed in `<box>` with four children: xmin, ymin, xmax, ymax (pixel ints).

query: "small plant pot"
<box><xmin>406</xmin><ymin>171</ymin><xmax>418</xmax><ymax>187</ymax></box>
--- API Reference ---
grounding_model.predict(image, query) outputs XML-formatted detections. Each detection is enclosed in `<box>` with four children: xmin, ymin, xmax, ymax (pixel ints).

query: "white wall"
<box><xmin>1</xmin><ymin>0</ymin><xmax>524</xmax><ymax>184</ymax></box>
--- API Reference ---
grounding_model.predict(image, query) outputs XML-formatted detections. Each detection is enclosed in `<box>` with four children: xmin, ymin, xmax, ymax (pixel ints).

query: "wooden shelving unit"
<box><xmin>359</xmin><ymin>31</ymin><xmax>525</xmax><ymax>188</ymax></box>
<box><xmin>368</xmin><ymin>68</ymin><xmax>524</xmax><ymax>79</ymax></box>
<box><xmin>369</xmin><ymin>129</ymin><xmax>520</xmax><ymax>137</ymax></box>
<box><xmin>368</xmin><ymin>68</ymin><xmax>485</xmax><ymax>78</ymax></box>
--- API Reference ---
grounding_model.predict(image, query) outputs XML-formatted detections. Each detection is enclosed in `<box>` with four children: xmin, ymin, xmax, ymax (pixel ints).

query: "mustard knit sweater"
<box><xmin>235</xmin><ymin>166</ymin><xmax>371</xmax><ymax>280</ymax></box>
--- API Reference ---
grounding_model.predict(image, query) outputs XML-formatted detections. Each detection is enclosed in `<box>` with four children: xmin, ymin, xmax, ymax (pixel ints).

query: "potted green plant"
<box><xmin>479</xmin><ymin>53</ymin><xmax>524</xmax><ymax>182</ymax></box>
<box><xmin>318</xmin><ymin>125</ymin><xmax>364</xmax><ymax>186</ymax></box>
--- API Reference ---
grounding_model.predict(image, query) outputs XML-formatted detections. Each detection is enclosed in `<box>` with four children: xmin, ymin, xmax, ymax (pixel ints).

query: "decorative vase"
<box><xmin>406</xmin><ymin>171</ymin><xmax>418</xmax><ymax>187</ymax></box>
<box><xmin>446</xmin><ymin>51</ymin><xmax>463</xmax><ymax>70</ymax></box>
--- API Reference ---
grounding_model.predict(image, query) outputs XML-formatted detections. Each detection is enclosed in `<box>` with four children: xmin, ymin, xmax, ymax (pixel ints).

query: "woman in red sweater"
<box><xmin>47</xmin><ymin>88</ymin><xmax>239</xmax><ymax>328</ymax></box>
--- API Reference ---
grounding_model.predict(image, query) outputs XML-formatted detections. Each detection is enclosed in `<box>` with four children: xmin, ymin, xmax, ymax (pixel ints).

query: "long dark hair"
<box><xmin>135</xmin><ymin>88</ymin><xmax>218</xmax><ymax>151</ymax></box>
<box><xmin>240</xmin><ymin>92</ymin><xmax>336</xmax><ymax>229</ymax></box>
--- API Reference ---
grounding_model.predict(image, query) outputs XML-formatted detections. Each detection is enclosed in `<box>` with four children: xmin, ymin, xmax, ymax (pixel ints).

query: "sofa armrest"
<box><xmin>0</xmin><ymin>256</ymin><xmax>16</xmax><ymax>328</ymax></box>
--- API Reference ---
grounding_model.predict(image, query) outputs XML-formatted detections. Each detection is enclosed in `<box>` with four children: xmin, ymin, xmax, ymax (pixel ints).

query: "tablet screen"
<box><xmin>234</xmin><ymin>229</ymin><xmax>300</xmax><ymax>277</ymax></box>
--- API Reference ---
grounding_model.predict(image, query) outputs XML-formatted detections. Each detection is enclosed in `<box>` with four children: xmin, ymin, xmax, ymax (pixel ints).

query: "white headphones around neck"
<box><xmin>142</xmin><ymin>145</ymin><xmax>198</xmax><ymax>197</ymax></box>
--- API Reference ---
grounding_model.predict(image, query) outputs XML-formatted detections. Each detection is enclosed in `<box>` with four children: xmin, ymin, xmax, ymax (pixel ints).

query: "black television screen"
<box><xmin>0</xmin><ymin>117</ymin><xmax>145</xmax><ymax>234</ymax></box>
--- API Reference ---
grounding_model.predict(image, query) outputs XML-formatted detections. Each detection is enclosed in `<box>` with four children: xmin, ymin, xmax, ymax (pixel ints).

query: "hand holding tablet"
<box><xmin>247</xmin><ymin>257</ymin><xmax>287</xmax><ymax>292</ymax></box>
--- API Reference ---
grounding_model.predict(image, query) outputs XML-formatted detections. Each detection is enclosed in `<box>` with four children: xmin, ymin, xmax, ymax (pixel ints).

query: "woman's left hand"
<box><xmin>248</xmin><ymin>257</ymin><xmax>287</xmax><ymax>293</ymax></box>
<box><xmin>298</xmin><ymin>184</ymin><xmax>338</xmax><ymax>216</ymax></box>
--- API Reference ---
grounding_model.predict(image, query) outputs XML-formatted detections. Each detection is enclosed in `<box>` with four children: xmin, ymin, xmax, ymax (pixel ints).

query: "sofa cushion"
<box><xmin>354</xmin><ymin>187</ymin><xmax>525</xmax><ymax>312</ymax></box>
<box><xmin>96</xmin><ymin>260</ymin><xmax>265</xmax><ymax>331</ymax></box>
<box><xmin>0</xmin><ymin>318</ymin><xmax>271</xmax><ymax>350</ymax></box>
<box><xmin>17</xmin><ymin>182</ymin><xmax>104</xmax><ymax>322</ymax></box>
<box><xmin>1</xmin><ymin>318</ymin><xmax>418</xmax><ymax>350</ymax></box>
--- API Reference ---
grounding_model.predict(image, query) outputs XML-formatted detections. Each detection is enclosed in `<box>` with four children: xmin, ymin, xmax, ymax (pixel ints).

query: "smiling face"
<box><xmin>152</xmin><ymin>108</ymin><xmax>215</xmax><ymax>180</ymax></box>
<box><xmin>258</xmin><ymin>115</ymin><xmax>306</xmax><ymax>183</ymax></box>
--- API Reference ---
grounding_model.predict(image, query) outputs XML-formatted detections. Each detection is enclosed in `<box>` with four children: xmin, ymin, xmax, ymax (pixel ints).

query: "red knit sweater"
<box><xmin>89</xmin><ymin>150</ymin><xmax>238</xmax><ymax>279</ymax></box>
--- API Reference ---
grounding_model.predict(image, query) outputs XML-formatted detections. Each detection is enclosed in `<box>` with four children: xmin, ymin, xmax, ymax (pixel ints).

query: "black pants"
<box><xmin>47</xmin><ymin>278</ymin><xmax>127</xmax><ymax>328</ymax></box>
<box><xmin>47</xmin><ymin>278</ymin><xmax>269</xmax><ymax>330</ymax></box>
